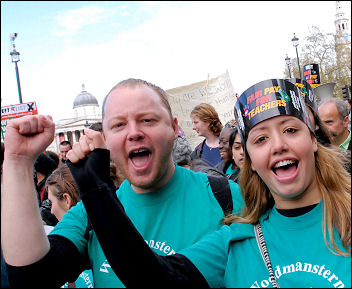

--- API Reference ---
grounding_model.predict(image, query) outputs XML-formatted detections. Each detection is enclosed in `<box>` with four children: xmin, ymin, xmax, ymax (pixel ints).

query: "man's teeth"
<box><xmin>133</xmin><ymin>149</ymin><xmax>148</xmax><ymax>154</ymax></box>
<box><xmin>274</xmin><ymin>160</ymin><xmax>295</xmax><ymax>168</ymax></box>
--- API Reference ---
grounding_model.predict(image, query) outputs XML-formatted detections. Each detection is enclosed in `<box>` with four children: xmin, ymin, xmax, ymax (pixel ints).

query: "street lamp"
<box><xmin>291</xmin><ymin>33</ymin><xmax>302</xmax><ymax>80</ymax></box>
<box><xmin>285</xmin><ymin>54</ymin><xmax>292</xmax><ymax>78</ymax></box>
<box><xmin>9</xmin><ymin>33</ymin><xmax>23</xmax><ymax>104</ymax></box>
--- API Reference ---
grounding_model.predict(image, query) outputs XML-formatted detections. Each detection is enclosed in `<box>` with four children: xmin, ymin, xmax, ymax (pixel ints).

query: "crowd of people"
<box><xmin>1</xmin><ymin>77</ymin><xmax>350</xmax><ymax>288</ymax></box>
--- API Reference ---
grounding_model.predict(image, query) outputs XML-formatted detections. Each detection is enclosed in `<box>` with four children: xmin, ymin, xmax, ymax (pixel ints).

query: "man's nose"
<box><xmin>127</xmin><ymin>123</ymin><xmax>144</xmax><ymax>141</ymax></box>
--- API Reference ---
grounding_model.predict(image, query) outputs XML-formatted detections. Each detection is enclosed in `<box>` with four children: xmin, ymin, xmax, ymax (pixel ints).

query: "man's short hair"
<box><xmin>319</xmin><ymin>97</ymin><xmax>349</xmax><ymax>122</ymax></box>
<box><xmin>59</xmin><ymin>140</ymin><xmax>72</xmax><ymax>148</ymax></box>
<box><xmin>102</xmin><ymin>79</ymin><xmax>173</xmax><ymax>123</ymax></box>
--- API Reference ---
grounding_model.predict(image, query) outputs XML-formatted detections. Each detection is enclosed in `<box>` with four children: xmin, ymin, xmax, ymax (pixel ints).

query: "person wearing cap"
<box><xmin>57</xmin><ymin>78</ymin><xmax>350</xmax><ymax>287</ymax></box>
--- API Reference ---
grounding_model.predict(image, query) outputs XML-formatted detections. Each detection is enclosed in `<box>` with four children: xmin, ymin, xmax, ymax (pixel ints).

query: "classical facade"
<box><xmin>46</xmin><ymin>84</ymin><xmax>102</xmax><ymax>154</ymax></box>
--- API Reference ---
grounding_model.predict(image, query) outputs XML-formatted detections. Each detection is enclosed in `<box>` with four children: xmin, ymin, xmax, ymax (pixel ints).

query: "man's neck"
<box><xmin>131</xmin><ymin>162</ymin><xmax>176</xmax><ymax>194</ymax></box>
<box><xmin>334</xmin><ymin>129</ymin><xmax>350</xmax><ymax>146</ymax></box>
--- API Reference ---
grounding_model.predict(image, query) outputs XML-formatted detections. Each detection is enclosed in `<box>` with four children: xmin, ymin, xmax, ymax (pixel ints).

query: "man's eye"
<box><xmin>114</xmin><ymin>123</ymin><xmax>124</xmax><ymax>128</ymax></box>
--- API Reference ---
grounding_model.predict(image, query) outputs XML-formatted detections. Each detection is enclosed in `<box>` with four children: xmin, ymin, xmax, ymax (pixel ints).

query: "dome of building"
<box><xmin>73</xmin><ymin>84</ymin><xmax>99</xmax><ymax>109</ymax></box>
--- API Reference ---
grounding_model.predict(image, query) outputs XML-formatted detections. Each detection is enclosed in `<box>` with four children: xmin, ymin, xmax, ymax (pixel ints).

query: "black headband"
<box><xmin>235</xmin><ymin>79</ymin><xmax>314</xmax><ymax>147</ymax></box>
<box><xmin>287</xmin><ymin>78</ymin><xmax>318</xmax><ymax>113</ymax></box>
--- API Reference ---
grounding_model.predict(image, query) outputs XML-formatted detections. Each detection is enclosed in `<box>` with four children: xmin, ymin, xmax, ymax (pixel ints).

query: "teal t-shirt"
<box><xmin>225</xmin><ymin>165</ymin><xmax>237</xmax><ymax>176</ymax></box>
<box><xmin>51</xmin><ymin>165</ymin><xmax>243</xmax><ymax>288</ymax></box>
<box><xmin>181</xmin><ymin>200</ymin><xmax>351</xmax><ymax>288</ymax></box>
<box><xmin>62</xmin><ymin>270</ymin><xmax>94</xmax><ymax>288</ymax></box>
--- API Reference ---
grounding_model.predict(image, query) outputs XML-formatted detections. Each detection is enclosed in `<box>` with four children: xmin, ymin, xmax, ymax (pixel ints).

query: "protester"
<box><xmin>45</xmin><ymin>150</ymin><xmax>60</xmax><ymax>169</ymax></box>
<box><xmin>343</xmin><ymin>96</ymin><xmax>351</xmax><ymax>131</ymax></box>
<box><xmin>59</xmin><ymin>140</ymin><xmax>72</xmax><ymax>165</ymax></box>
<box><xmin>2</xmin><ymin>78</ymin><xmax>244</xmax><ymax>287</ymax></box>
<box><xmin>215</xmin><ymin>120</ymin><xmax>238</xmax><ymax>180</ymax></box>
<box><xmin>190</xmin><ymin>103</ymin><xmax>223</xmax><ymax>167</ymax></box>
<box><xmin>1</xmin><ymin>142</ymin><xmax>10</xmax><ymax>288</ymax></box>
<box><xmin>318</xmin><ymin>97</ymin><xmax>351</xmax><ymax>151</ymax></box>
<box><xmin>172</xmin><ymin>125</ymin><xmax>192</xmax><ymax>169</ymax></box>
<box><xmin>64</xmin><ymin>78</ymin><xmax>350</xmax><ymax>287</ymax></box>
<box><xmin>46</xmin><ymin>165</ymin><xmax>94</xmax><ymax>288</ymax></box>
<box><xmin>34</xmin><ymin>152</ymin><xmax>59</xmax><ymax>226</ymax></box>
<box><xmin>228</xmin><ymin>128</ymin><xmax>243</xmax><ymax>183</ymax></box>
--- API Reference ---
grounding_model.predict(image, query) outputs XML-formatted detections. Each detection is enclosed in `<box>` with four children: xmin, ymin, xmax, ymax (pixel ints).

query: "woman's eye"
<box><xmin>255</xmin><ymin>136</ymin><xmax>266</xmax><ymax>144</ymax></box>
<box><xmin>285</xmin><ymin>128</ymin><xmax>297</xmax><ymax>134</ymax></box>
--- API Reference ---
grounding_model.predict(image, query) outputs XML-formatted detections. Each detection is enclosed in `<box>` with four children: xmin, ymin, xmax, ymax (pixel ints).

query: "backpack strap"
<box><xmin>195</xmin><ymin>139</ymin><xmax>206</xmax><ymax>159</ymax></box>
<box><xmin>207</xmin><ymin>175</ymin><xmax>233</xmax><ymax>216</ymax></box>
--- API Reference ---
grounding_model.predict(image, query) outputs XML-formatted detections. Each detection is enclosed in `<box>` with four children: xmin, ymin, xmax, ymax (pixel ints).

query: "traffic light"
<box><xmin>341</xmin><ymin>85</ymin><xmax>350</xmax><ymax>100</ymax></box>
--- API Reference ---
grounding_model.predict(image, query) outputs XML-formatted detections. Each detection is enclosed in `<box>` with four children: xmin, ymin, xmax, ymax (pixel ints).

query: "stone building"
<box><xmin>46</xmin><ymin>84</ymin><xmax>102</xmax><ymax>154</ymax></box>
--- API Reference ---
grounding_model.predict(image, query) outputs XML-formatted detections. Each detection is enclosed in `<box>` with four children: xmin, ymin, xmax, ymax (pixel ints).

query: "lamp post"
<box><xmin>291</xmin><ymin>33</ymin><xmax>302</xmax><ymax>80</ymax></box>
<box><xmin>10</xmin><ymin>33</ymin><xmax>23</xmax><ymax>103</ymax></box>
<box><xmin>285</xmin><ymin>54</ymin><xmax>292</xmax><ymax>78</ymax></box>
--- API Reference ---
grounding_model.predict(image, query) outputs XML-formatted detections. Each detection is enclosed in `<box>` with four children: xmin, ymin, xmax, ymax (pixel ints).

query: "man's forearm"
<box><xmin>1</xmin><ymin>158</ymin><xmax>50</xmax><ymax>266</ymax></box>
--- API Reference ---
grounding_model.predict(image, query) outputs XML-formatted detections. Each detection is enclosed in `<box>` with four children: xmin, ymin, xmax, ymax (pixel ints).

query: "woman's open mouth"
<box><xmin>272</xmin><ymin>159</ymin><xmax>298</xmax><ymax>180</ymax></box>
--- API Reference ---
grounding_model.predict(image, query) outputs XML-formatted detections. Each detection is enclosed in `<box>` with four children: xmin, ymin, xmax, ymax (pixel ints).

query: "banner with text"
<box><xmin>166</xmin><ymin>71</ymin><xmax>237</xmax><ymax>149</ymax></box>
<box><xmin>1</xmin><ymin>101</ymin><xmax>38</xmax><ymax>141</ymax></box>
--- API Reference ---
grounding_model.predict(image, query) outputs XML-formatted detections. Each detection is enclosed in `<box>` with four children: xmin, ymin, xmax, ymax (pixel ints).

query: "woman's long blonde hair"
<box><xmin>224</xmin><ymin>142</ymin><xmax>351</xmax><ymax>256</ymax></box>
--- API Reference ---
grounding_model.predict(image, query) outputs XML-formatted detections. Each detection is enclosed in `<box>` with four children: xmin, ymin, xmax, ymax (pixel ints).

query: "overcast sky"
<box><xmin>1</xmin><ymin>1</ymin><xmax>351</xmax><ymax>122</ymax></box>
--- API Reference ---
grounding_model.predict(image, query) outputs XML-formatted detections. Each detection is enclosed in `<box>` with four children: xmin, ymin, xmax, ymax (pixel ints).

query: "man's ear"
<box><xmin>343</xmin><ymin>115</ymin><xmax>349</xmax><ymax>129</ymax></box>
<box><xmin>173</xmin><ymin>117</ymin><xmax>179</xmax><ymax>140</ymax></box>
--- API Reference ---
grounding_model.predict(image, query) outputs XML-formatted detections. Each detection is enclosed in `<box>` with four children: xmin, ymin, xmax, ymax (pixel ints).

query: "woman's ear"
<box><xmin>311</xmin><ymin>135</ymin><xmax>318</xmax><ymax>153</ymax></box>
<box><xmin>62</xmin><ymin>193</ymin><xmax>73</xmax><ymax>210</ymax></box>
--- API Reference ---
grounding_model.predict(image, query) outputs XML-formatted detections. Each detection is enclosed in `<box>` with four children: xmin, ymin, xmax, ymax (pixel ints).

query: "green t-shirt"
<box><xmin>340</xmin><ymin>130</ymin><xmax>351</xmax><ymax>150</ymax></box>
<box><xmin>181</xmin><ymin>200</ymin><xmax>351</xmax><ymax>288</ymax></box>
<box><xmin>51</xmin><ymin>165</ymin><xmax>243</xmax><ymax>288</ymax></box>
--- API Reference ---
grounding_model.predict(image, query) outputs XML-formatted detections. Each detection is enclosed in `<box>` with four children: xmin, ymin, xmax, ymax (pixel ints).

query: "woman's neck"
<box><xmin>273</xmin><ymin>176</ymin><xmax>322</xmax><ymax>210</ymax></box>
<box><xmin>205</xmin><ymin>134</ymin><xmax>219</xmax><ymax>148</ymax></box>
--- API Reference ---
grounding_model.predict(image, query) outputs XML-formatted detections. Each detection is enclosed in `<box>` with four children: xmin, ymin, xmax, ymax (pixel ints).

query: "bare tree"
<box><xmin>283</xmin><ymin>25</ymin><xmax>351</xmax><ymax>98</ymax></box>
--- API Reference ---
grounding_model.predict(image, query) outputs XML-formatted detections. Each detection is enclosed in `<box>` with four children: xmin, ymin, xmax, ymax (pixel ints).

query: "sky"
<box><xmin>1</xmin><ymin>1</ymin><xmax>351</xmax><ymax>123</ymax></box>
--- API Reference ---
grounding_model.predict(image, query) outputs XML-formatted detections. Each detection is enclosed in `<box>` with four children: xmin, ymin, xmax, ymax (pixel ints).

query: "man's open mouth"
<box><xmin>129</xmin><ymin>148</ymin><xmax>152</xmax><ymax>167</ymax></box>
